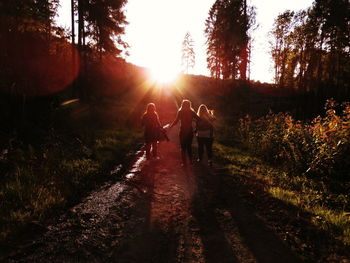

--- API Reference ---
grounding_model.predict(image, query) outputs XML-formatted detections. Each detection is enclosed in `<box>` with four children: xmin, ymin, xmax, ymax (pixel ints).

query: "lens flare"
<box><xmin>148</xmin><ymin>65</ymin><xmax>179</xmax><ymax>85</ymax></box>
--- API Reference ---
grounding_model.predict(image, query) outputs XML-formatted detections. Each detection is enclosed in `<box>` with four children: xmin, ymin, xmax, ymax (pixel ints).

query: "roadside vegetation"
<box><xmin>0</xmin><ymin>124</ymin><xmax>141</xmax><ymax>241</ymax></box>
<box><xmin>215</xmin><ymin>99</ymin><xmax>350</xmax><ymax>246</ymax></box>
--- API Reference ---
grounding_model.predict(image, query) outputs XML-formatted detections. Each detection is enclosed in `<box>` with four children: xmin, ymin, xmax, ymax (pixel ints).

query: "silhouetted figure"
<box><xmin>170</xmin><ymin>99</ymin><xmax>200</xmax><ymax>166</ymax></box>
<box><xmin>196</xmin><ymin>104</ymin><xmax>215</xmax><ymax>166</ymax></box>
<box><xmin>141</xmin><ymin>103</ymin><xmax>162</xmax><ymax>160</ymax></box>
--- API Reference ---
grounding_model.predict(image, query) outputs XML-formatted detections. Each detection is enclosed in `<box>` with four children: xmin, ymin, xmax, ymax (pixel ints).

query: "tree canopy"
<box><xmin>269</xmin><ymin>0</ymin><xmax>350</xmax><ymax>98</ymax></box>
<box><xmin>74</xmin><ymin>0</ymin><xmax>128</xmax><ymax>56</ymax></box>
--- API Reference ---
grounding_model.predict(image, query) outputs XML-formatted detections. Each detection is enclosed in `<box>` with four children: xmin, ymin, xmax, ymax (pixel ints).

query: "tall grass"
<box><xmin>0</xmin><ymin>128</ymin><xmax>141</xmax><ymax>241</ymax></box>
<box><xmin>215</xmin><ymin>99</ymin><xmax>350</xmax><ymax>245</ymax></box>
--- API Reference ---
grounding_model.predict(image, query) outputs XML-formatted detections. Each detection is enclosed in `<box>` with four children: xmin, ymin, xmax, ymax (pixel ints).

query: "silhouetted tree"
<box><xmin>83</xmin><ymin>0</ymin><xmax>128</xmax><ymax>57</ymax></box>
<box><xmin>269</xmin><ymin>10</ymin><xmax>295</xmax><ymax>87</ymax></box>
<box><xmin>181</xmin><ymin>32</ymin><xmax>196</xmax><ymax>74</ymax></box>
<box><xmin>269</xmin><ymin>0</ymin><xmax>349</xmax><ymax>99</ymax></box>
<box><xmin>205</xmin><ymin>0</ymin><xmax>255</xmax><ymax>80</ymax></box>
<box><xmin>0</xmin><ymin>0</ymin><xmax>61</xmax><ymax>96</ymax></box>
<box><xmin>0</xmin><ymin>0</ymin><xmax>80</xmax><ymax>128</ymax></box>
<box><xmin>69</xmin><ymin>0</ymin><xmax>128</xmax><ymax>59</ymax></box>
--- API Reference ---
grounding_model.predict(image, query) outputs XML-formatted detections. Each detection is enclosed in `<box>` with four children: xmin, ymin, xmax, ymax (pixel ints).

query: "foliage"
<box><xmin>238</xmin><ymin>99</ymin><xmax>350</xmax><ymax>179</ymax></box>
<box><xmin>78</xmin><ymin>0</ymin><xmax>129</xmax><ymax>55</ymax></box>
<box><xmin>0</xmin><ymin>0</ymin><xmax>74</xmax><ymax>97</ymax></box>
<box><xmin>214</xmin><ymin>132</ymin><xmax>350</xmax><ymax>246</ymax></box>
<box><xmin>0</xmin><ymin>0</ymin><xmax>129</xmax><ymax>99</ymax></box>
<box><xmin>205</xmin><ymin>0</ymin><xmax>256</xmax><ymax>80</ymax></box>
<box><xmin>0</xmin><ymin>127</ymin><xmax>141</xmax><ymax>241</ymax></box>
<box><xmin>269</xmin><ymin>0</ymin><xmax>350</xmax><ymax>98</ymax></box>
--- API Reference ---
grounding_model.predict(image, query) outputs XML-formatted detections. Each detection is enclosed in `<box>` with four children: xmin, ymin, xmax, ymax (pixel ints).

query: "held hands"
<box><xmin>160</xmin><ymin>124</ymin><xmax>170</xmax><ymax>141</ymax></box>
<box><xmin>163</xmin><ymin>124</ymin><xmax>171</xmax><ymax>130</ymax></box>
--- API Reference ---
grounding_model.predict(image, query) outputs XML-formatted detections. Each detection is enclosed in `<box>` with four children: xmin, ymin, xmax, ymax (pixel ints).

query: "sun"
<box><xmin>148</xmin><ymin>63</ymin><xmax>180</xmax><ymax>84</ymax></box>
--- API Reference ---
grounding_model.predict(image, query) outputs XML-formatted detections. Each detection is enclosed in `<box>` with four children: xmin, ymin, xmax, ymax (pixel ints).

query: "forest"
<box><xmin>0</xmin><ymin>0</ymin><xmax>349</xmax><ymax>262</ymax></box>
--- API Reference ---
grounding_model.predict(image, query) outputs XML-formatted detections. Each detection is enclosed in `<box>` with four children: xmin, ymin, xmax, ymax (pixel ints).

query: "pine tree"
<box><xmin>205</xmin><ymin>0</ymin><xmax>255</xmax><ymax>80</ymax></box>
<box><xmin>84</xmin><ymin>0</ymin><xmax>128</xmax><ymax>57</ymax></box>
<box><xmin>181</xmin><ymin>32</ymin><xmax>196</xmax><ymax>74</ymax></box>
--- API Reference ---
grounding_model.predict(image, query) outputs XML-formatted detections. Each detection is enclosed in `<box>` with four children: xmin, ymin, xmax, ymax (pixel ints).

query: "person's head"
<box><xmin>197</xmin><ymin>104</ymin><xmax>209</xmax><ymax>118</ymax></box>
<box><xmin>145</xmin><ymin>103</ymin><xmax>156</xmax><ymax>114</ymax></box>
<box><xmin>197</xmin><ymin>104</ymin><xmax>214</xmax><ymax>119</ymax></box>
<box><xmin>180</xmin><ymin>99</ymin><xmax>192</xmax><ymax>111</ymax></box>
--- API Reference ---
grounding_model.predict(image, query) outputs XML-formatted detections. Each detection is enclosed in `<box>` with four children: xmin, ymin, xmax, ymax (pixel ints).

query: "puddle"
<box><xmin>125</xmin><ymin>151</ymin><xmax>147</xmax><ymax>180</ymax></box>
<box><xmin>128</xmin><ymin>151</ymin><xmax>147</xmax><ymax>174</ymax></box>
<box><xmin>70</xmin><ymin>151</ymin><xmax>148</xmax><ymax>220</ymax></box>
<box><xmin>110</xmin><ymin>164</ymin><xmax>123</xmax><ymax>176</ymax></box>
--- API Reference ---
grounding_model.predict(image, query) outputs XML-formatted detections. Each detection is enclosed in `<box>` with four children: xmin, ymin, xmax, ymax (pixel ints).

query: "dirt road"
<box><xmin>3</xmin><ymin>118</ymin><xmax>307</xmax><ymax>263</ymax></box>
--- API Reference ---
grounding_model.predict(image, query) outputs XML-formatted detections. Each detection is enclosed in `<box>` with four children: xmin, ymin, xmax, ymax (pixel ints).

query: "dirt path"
<box><xmin>2</xmin><ymin>118</ymin><xmax>305</xmax><ymax>263</ymax></box>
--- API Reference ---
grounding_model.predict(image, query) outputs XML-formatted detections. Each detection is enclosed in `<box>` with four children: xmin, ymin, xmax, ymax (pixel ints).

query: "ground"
<box><xmin>2</xmin><ymin>100</ymin><xmax>350</xmax><ymax>263</ymax></box>
<box><xmin>3</xmin><ymin>123</ymin><xmax>305</xmax><ymax>263</ymax></box>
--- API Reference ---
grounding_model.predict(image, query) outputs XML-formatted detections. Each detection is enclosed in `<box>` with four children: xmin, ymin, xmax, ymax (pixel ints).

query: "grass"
<box><xmin>0</xmin><ymin>127</ymin><xmax>142</xmax><ymax>241</ymax></box>
<box><xmin>214</xmin><ymin>140</ymin><xmax>350</xmax><ymax>246</ymax></box>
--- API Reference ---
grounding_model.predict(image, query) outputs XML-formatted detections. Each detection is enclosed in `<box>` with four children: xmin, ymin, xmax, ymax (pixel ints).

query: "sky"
<box><xmin>57</xmin><ymin>0</ymin><xmax>314</xmax><ymax>83</ymax></box>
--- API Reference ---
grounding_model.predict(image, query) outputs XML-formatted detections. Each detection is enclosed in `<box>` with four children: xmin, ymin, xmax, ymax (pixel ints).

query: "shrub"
<box><xmin>238</xmin><ymin>100</ymin><xmax>350</xmax><ymax>179</ymax></box>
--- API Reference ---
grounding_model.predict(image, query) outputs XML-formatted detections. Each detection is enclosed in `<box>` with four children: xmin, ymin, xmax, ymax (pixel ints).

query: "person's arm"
<box><xmin>169</xmin><ymin>111</ymin><xmax>180</xmax><ymax>128</ymax></box>
<box><xmin>155</xmin><ymin>113</ymin><xmax>162</xmax><ymax>128</ymax></box>
<box><xmin>209</xmin><ymin>114</ymin><xmax>216</xmax><ymax>122</ymax></box>
<box><xmin>209</xmin><ymin>114</ymin><xmax>215</xmax><ymax>137</ymax></box>
<box><xmin>194</xmin><ymin>118</ymin><xmax>199</xmax><ymax>133</ymax></box>
<box><xmin>209</xmin><ymin>113</ymin><xmax>216</xmax><ymax>126</ymax></box>
<box><xmin>193</xmin><ymin>111</ymin><xmax>201</xmax><ymax>121</ymax></box>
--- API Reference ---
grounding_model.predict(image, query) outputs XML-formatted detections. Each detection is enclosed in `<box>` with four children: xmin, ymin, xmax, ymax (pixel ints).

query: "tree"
<box><xmin>269</xmin><ymin>0</ymin><xmax>349</xmax><ymax>99</ymax></box>
<box><xmin>204</xmin><ymin>0</ymin><xmax>224</xmax><ymax>79</ymax></box>
<box><xmin>0</xmin><ymin>0</ymin><xmax>61</xmax><ymax>95</ymax></box>
<box><xmin>269</xmin><ymin>10</ymin><xmax>295</xmax><ymax>86</ymax></box>
<box><xmin>205</xmin><ymin>0</ymin><xmax>256</xmax><ymax>80</ymax></box>
<box><xmin>69</xmin><ymin>0</ymin><xmax>129</xmax><ymax>99</ymax></box>
<box><xmin>181</xmin><ymin>32</ymin><xmax>195</xmax><ymax>74</ymax></box>
<box><xmin>69</xmin><ymin>0</ymin><xmax>128</xmax><ymax>58</ymax></box>
<box><xmin>0</xmin><ymin>0</ymin><xmax>79</xmax><ymax>127</ymax></box>
<box><xmin>84</xmin><ymin>0</ymin><xmax>128</xmax><ymax>57</ymax></box>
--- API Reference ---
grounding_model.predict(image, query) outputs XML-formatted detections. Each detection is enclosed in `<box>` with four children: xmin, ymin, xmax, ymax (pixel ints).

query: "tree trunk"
<box><xmin>71</xmin><ymin>0</ymin><xmax>75</xmax><ymax>45</ymax></box>
<box><xmin>77</xmin><ymin>0</ymin><xmax>83</xmax><ymax>48</ymax></box>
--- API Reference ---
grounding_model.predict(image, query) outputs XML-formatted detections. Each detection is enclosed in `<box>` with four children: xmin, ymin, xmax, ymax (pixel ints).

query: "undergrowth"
<box><xmin>0</xmin><ymin>127</ymin><xmax>142</xmax><ymax>241</ymax></box>
<box><xmin>215</xmin><ymin>99</ymin><xmax>350</xmax><ymax>246</ymax></box>
<box><xmin>238</xmin><ymin>99</ymin><xmax>350</xmax><ymax>179</ymax></box>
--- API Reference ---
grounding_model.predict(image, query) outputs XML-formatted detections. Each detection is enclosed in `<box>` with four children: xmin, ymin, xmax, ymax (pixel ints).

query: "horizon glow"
<box><xmin>56</xmin><ymin>0</ymin><xmax>314</xmax><ymax>83</ymax></box>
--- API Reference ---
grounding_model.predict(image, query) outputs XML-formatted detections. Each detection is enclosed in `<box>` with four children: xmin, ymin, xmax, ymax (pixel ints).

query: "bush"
<box><xmin>238</xmin><ymin>100</ymin><xmax>350</xmax><ymax>179</ymax></box>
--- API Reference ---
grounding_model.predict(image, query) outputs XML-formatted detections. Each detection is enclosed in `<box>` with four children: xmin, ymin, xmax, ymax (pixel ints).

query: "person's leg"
<box><xmin>197</xmin><ymin>137</ymin><xmax>204</xmax><ymax>161</ymax></box>
<box><xmin>151</xmin><ymin>141</ymin><xmax>158</xmax><ymax>158</ymax></box>
<box><xmin>181</xmin><ymin>150</ymin><xmax>187</xmax><ymax>166</ymax></box>
<box><xmin>180</xmin><ymin>133</ymin><xmax>187</xmax><ymax>166</ymax></box>
<box><xmin>207</xmin><ymin>138</ymin><xmax>213</xmax><ymax>165</ymax></box>
<box><xmin>145</xmin><ymin>142</ymin><xmax>151</xmax><ymax>160</ymax></box>
<box><xmin>186</xmin><ymin>132</ymin><xmax>193</xmax><ymax>164</ymax></box>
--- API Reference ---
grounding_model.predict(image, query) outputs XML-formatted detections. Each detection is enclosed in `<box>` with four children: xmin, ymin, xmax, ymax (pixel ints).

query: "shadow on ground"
<box><xmin>2</xmin><ymin>96</ymin><xmax>350</xmax><ymax>263</ymax></box>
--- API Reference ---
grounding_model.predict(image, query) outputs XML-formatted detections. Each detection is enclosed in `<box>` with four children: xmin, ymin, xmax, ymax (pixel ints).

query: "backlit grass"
<box><xmin>214</xmin><ymin>141</ymin><xmax>350</xmax><ymax>246</ymax></box>
<box><xmin>0</xmin><ymin>128</ymin><xmax>142</xmax><ymax>241</ymax></box>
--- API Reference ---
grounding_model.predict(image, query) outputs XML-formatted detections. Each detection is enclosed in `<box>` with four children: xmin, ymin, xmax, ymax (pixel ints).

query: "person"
<box><xmin>170</xmin><ymin>99</ymin><xmax>200</xmax><ymax>166</ymax></box>
<box><xmin>196</xmin><ymin>104</ymin><xmax>215</xmax><ymax>166</ymax></box>
<box><xmin>141</xmin><ymin>103</ymin><xmax>162</xmax><ymax>160</ymax></box>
